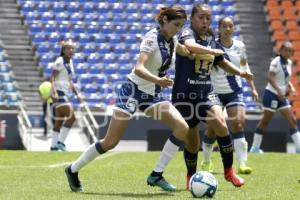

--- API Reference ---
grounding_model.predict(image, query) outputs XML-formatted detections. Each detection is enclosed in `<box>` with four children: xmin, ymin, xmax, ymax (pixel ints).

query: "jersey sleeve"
<box><xmin>178</xmin><ymin>28</ymin><xmax>195</xmax><ymax>44</ymax></box>
<box><xmin>240</xmin><ymin>41</ymin><xmax>248</xmax><ymax>60</ymax></box>
<box><xmin>269</xmin><ymin>57</ymin><xmax>280</xmax><ymax>74</ymax></box>
<box><xmin>52</xmin><ymin>57</ymin><xmax>64</xmax><ymax>71</ymax></box>
<box><xmin>140</xmin><ymin>33</ymin><xmax>158</xmax><ymax>54</ymax></box>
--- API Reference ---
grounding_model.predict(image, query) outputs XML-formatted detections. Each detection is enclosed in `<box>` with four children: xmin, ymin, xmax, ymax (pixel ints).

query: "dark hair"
<box><xmin>59</xmin><ymin>38</ymin><xmax>75</xmax><ymax>57</ymax></box>
<box><xmin>218</xmin><ymin>16</ymin><xmax>234</xmax><ymax>39</ymax></box>
<box><xmin>191</xmin><ymin>4</ymin><xmax>214</xmax><ymax>36</ymax></box>
<box><xmin>155</xmin><ymin>5</ymin><xmax>187</xmax><ymax>26</ymax></box>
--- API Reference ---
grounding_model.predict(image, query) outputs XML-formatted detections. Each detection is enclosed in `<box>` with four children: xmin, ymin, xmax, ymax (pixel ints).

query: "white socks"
<box><xmin>291</xmin><ymin>132</ymin><xmax>300</xmax><ymax>149</ymax></box>
<box><xmin>202</xmin><ymin>142</ymin><xmax>214</xmax><ymax>162</ymax></box>
<box><xmin>58</xmin><ymin>126</ymin><xmax>70</xmax><ymax>144</ymax></box>
<box><xmin>252</xmin><ymin>133</ymin><xmax>263</xmax><ymax>148</ymax></box>
<box><xmin>154</xmin><ymin>139</ymin><xmax>180</xmax><ymax>173</ymax></box>
<box><xmin>234</xmin><ymin>138</ymin><xmax>248</xmax><ymax>165</ymax></box>
<box><xmin>71</xmin><ymin>143</ymin><xmax>100</xmax><ymax>173</ymax></box>
<box><xmin>51</xmin><ymin>130</ymin><xmax>59</xmax><ymax>148</ymax></box>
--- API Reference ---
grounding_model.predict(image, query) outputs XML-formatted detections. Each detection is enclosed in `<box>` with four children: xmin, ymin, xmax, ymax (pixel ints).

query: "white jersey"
<box><xmin>127</xmin><ymin>28</ymin><xmax>178</xmax><ymax>95</ymax></box>
<box><xmin>211</xmin><ymin>39</ymin><xmax>247</xmax><ymax>94</ymax></box>
<box><xmin>52</xmin><ymin>56</ymin><xmax>74</xmax><ymax>94</ymax></box>
<box><xmin>266</xmin><ymin>56</ymin><xmax>292</xmax><ymax>95</ymax></box>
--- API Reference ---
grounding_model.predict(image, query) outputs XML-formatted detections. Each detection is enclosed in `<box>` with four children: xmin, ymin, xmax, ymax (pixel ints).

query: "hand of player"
<box><xmin>240</xmin><ymin>71</ymin><xmax>253</xmax><ymax>81</ymax></box>
<box><xmin>210</xmin><ymin>49</ymin><xmax>224</xmax><ymax>56</ymax></box>
<box><xmin>156</xmin><ymin>76</ymin><xmax>174</xmax><ymax>88</ymax></box>
<box><xmin>252</xmin><ymin>89</ymin><xmax>259</xmax><ymax>101</ymax></box>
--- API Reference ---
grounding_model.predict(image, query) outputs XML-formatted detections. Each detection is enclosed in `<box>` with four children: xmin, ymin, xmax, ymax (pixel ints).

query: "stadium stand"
<box><xmin>16</xmin><ymin>0</ymin><xmax>258</xmax><ymax>112</ymax></box>
<box><xmin>0</xmin><ymin>41</ymin><xmax>21</xmax><ymax>108</ymax></box>
<box><xmin>264</xmin><ymin>0</ymin><xmax>300</xmax><ymax>118</ymax></box>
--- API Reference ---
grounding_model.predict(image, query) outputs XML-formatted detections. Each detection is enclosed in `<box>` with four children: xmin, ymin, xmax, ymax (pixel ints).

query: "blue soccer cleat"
<box><xmin>65</xmin><ymin>165</ymin><xmax>83</xmax><ymax>193</ymax></box>
<box><xmin>147</xmin><ymin>174</ymin><xmax>176</xmax><ymax>191</ymax></box>
<box><xmin>249</xmin><ymin>146</ymin><xmax>264</xmax><ymax>154</ymax></box>
<box><xmin>55</xmin><ymin>142</ymin><xmax>66</xmax><ymax>151</ymax></box>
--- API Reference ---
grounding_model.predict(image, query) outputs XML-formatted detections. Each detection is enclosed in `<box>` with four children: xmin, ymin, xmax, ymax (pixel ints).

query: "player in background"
<box><xmin>147</xmin><ymin>4</ymin><xmax>252</xmax><ymax>191</ymax></box>
<box><xmin>50</xmin><ymin>39</ymin><xmax>82</xmax><ymax>151</ymax></box>
<box><xmin>201</xmin><ymin>17</ymin><xmax>259</xmax><ymax>175</ymax></box>
<box><xmin>250</xmin><ymin>42</ymin><xmax>300</xmax><ymax>153</ymax></box>
<box><xmin>64</xmin><ymin>6</ymin><xmax>190</xmax><ymax>193</ymax></box>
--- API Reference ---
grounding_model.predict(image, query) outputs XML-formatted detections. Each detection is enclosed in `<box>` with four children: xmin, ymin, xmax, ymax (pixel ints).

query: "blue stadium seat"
<box><xmin>126</xmin><ymin>3</ymin><xmax>138</xmax><ymax>14</ymax></box>
<box><xmin>0</xmin><ymin>65</ymin><xmax>9</xmax><ymax>73</ymax></box>
<box><xmin>37</xmin><ymin>43</ymin><xmax>50</xmax><ymax>55</ymax></box>
<box><xmin>87</xmin><ymin>25</ymin><xmax>99</xmax><ymax>34</ymax></box>
<box><xmin>112</xmin><ymin>14</ymin><xmax>126</xmax><ymax>24</ymax></box>
<box><xmin>70</xmin><ymin>12</ymin><xmax>84</xmax><ymax>23</ymax></box>
<box><xmin>93</xmin><ymin>34</ymin><xmax>106</xmax><ymax>43</ymax></box>
<box><xmin>52</xmin><ymin>2</ymin><xmax>65</xmax><ymax>13</ymax></box>
<box><xmin>103</xmin><ymin>64</ymin><xmax>118</xmax><ymax>75</ymax></box>
<box><xmin>79</xmin><ymin>74</ymin><xmax>93</xmax><ymax>85</ymax></box>
<box><xmin>119</xmin><ymin>65</ymin><xmax>132</xmax><ymax>75</ymax></box>
<box><xmin>126</xmin><ymin>13</ymin><xmax>141</xmax><ymax>23</ymax></box>
<box><xmin>67</xmin><ymin>2</ymin><xmax>80</xmax><ymax>13</ymax></box>
<box><xmin>124</xmin><ymin>34</ymin><xmax>137</xmax><ymax>44</ymax></box>
<box><xmin>115</xmin><ymin>25</ymin><xmax>127</xmax><ymax>34</ymax></box>
<box><xmin>101</xmin><ymin>25</ymin><xmax>114</xmax><ymax>34</ymax></box>
<box><xmin>44</xmin><ymin>23</ymin><xmax>57</xmax><ymax>34</ymax></box>
<box><xmin>55</xmin><ymin>12</ymin><xmax>69</xmax><ymax>23</ymax></box>
<box><xmin>37</xmin><ymin>2</ymin><xmax>50</xmax><ymax>13</ymax></box>
<box><xmin>29</xmin><ymin>23</ymin><xmax>43</xmax><ymax>34</ymax></box>
<box><xmin>114</xmin><ymin>43</ymin><xmax>126</xmax><ymax>54</ymax></box>
<box><xmin>48</xmin><ymin>32</ymin><xmax>60</xmax><ymax>44</ymax></box>
<box><xmin>117</xmin><ymin>54</ymin><xmax>131</xmax><ymax>65</ymax></box>
<box><xmin>87</xmin><ymin>53</ymin><xmax>101</xmax><ymax>65</ymax></box>
<box><xmin>84</xmin><ymin>13</ymin><xmax>98</xmax><ymax>24</ymax></box>
<box><xmin>95</xmin><ymin>74</ymin><xmax>107</xmax><ymax>85</ymax></box>
<box><xmin>21</xmin><ymin>2</ymin><xmax>35</xmax><ymax>13</ymax></box>
<box><xmin>57</xmin><ymin>23</ymin><xmax>70</xmax><ymax>33</ymax></box>
<box><xmin>141</xmin><ymin>13</ymin><xmax>154</xmax><ymax>24</ymax></box>
<box><xmin>98</xmin><ymin>43</ymin><xmax>110</xmax><ymax>54</ymax></box>
<box><xmin>3</xmin><ymin>83</ymin><xmax>17</xmax><ymax>93</ymax></box>
<box><xmin>89</xmin><ymin>65</ymin><xmax>102</xmax><ymax>75</ymax></box>
<box><xmin>24</xmin><ymin>12</ymin><xmax>40</xmax><ymax>22</ymax></box>
<box><xmin>96</xmin><ymin>2</ymin><xmax>109</xmax><ymax>13</ymax></box>
<box><xmin>140</xmin><ymin>4</ymin><xmax>152</xmax><ymax>14</ymax></box>
<box><xmin>111</xmin><ymin>3</ymin><xmax>123</xmax><ymax>13</ymax></box>
<box><xmin>74</xmin><ymin>65</ymin><xmax>87</xmax><ymax>75</ymax></box>
<box><xmin>40</xmin><ymin>12</ymin><xmax>54</xmax><ymax>22</ymax></box>
<box><xmin>83</xmin><ymin>84</ymin><xmax>98</xmax><ymax>94</ymax></box>
<box><xmin>72</xmin><ymin>24</ymin><xmax>85</xmax><ymax>35</ymax></box>
<box><xmin>82</xmin><ymin>3</ymin><xmax>95</xmax><ymax>14</ymax></box>
<box><xmin>103</xmin><ymin>53</ymin><xmax>115</xmax><ymax>65</ymax></box>
<box><xmin>83</xmin><ymin>44</ymin><xmax>96</xmax><ymax>54</ymax></box>
<box><xmin>73</xmin><ymin>53</ymin><xmax>85</xmax><ymax>64</ymax></box>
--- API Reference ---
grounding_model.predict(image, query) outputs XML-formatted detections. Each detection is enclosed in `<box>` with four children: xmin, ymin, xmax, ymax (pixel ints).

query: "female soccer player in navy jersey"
<box><xmin>148</xmin><ymin>4</ymin><xmax>253</xmax><ymax>191</ymax></box>
<box><xmin>65</xmin><ymin>6</ymin><xmax>190</xmax><ymax>192</ymax></box>
<box><xmin>201</xmin><ymin>17</ymin><xmax>259</xmax><ymax>175</ymax></box>
<box><xmin>50</xmin><ymin>39</ymin><xmax>82</xmax><ymax>151</ymax></box>
<box><xmin>250</xmin><ymin>42</ymin><xmax>300</xmax><ymax>154</ymax></box>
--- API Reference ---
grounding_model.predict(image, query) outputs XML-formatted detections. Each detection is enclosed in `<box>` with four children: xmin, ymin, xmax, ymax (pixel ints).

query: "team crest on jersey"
<box><xmin>145</xmin><ymin>40</ymin><xmax>153</xmax><ymax>47</ymax></box>
<box><xmin>182</xmin><ymin>30</ymin><xmax>190</xmax><ymax>37</ymax></box>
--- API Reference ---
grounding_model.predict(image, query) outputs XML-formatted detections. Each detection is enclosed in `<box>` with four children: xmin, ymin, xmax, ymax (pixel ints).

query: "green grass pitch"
<box><xmin>0</xmin><ymin>151</ymin><xmax>299</xmax><ymax>200</ymax></box>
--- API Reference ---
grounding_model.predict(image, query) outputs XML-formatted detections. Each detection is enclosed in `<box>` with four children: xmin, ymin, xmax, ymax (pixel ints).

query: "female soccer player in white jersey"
<box><xmin>148</xmin><ymin>4</ymin><xmax>253</xmax><ymax>191</ymax></box>
<box><xmin>201</xmin><ymin>17</ymin><xmax>259</xmax><ymax>174</ymax></box>
<box><xmin>64</xmin><ymin>6</ymin><xmax>190</xmax><ymax>192</ymax></box>
<box><xmin>50</xmin><ymin>39</ymin><xmax>82</xmax><ymax>151</ymax></box>
<box><xmin>250</xmin><ymin>42</ymin><xmax>300</xmax><ymax>153</ymax></box>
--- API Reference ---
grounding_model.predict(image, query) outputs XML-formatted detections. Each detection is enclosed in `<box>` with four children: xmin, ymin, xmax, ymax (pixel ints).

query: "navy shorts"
<box><xmin>262</xmin><ymin>89</ymin><xmax>290</xmax><ymax>112</ymax></box>
<box><xmin>218</xmin><ymin>89</ymin><xmax>245</xmax><ymax>109</ymax></box>
<box><xmin>115</xmin><ymin>80</ymin><xmax>168</xmax><ymax>116</ymax></box>
<box><xmin>173</xmin><ymin>92</ymin><xmax>220</xmax><ymax>128</ymax></box>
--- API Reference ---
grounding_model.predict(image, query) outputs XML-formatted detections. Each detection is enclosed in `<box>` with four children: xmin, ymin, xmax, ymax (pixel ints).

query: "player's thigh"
<box><xmin>226</xmin><ymin>106</ymin><xmax>246</xmax><ymax>132</ymax></box>
<box><xmin>146</xmin><ymin>101</ymin><xmax>189</xmax><ymax>133</ymax></box>
<box><xmin>206</xmin><ymin>105</ymin><xmax>228</xmax><ymax>136</ymax></box>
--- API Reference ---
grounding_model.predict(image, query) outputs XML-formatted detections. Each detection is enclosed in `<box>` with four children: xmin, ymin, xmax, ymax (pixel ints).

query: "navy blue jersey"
<box><xmin>172</xmin><ymin>27</ymin><xmax>224</xmax><ymax>101</ymax></box>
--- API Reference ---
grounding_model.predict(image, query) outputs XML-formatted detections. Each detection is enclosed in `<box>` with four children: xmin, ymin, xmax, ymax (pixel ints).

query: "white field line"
<box><xmin>0</xmin><ymin>152</ymin><xmax>123</xmax><ymax>169</ymax></box>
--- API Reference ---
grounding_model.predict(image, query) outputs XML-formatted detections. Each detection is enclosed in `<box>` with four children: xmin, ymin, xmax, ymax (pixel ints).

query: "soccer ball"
<box><xmin>189</xmin><ymin>171</ymin><xmax>218</xmax><ymax>198</ymax></box>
